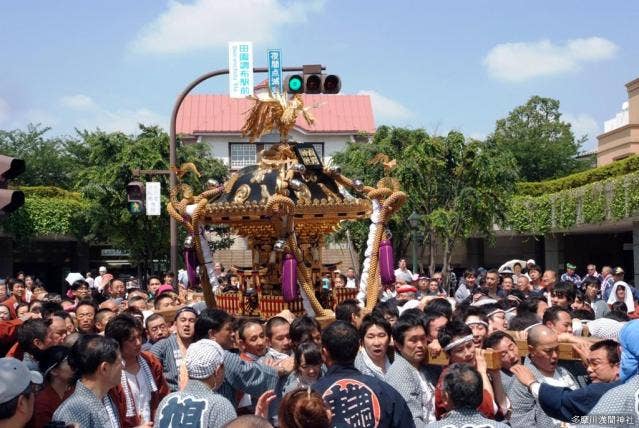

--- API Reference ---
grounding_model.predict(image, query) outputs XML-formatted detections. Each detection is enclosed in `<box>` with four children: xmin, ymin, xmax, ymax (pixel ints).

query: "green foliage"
<box><xmin>0</xmin><ymin>124</ymin><xmax>230</xmax><ymax>268</ymax></box>
<box><xmin>331</xmin><ymin>126</ymin><xmax>519</xmax><ymax>274</ymax></box>
<box><xmin>493</xmin><ymin>96</ymin><xmax>587</xmax><ymax>182</ymax></box>
<box><xmin>0</xmin><ymin>125</ymin><xmax>80</xmax><ymax>188</ymax></box>
<box><xmin>505</xmin><ymin>172</ymin><xmax>639</xmax><ymax>233</ymax></box>
<box><xmin>3</xmin><ymin>187</ymin><xmax>90</xmax><ymax>240</ymax></box>
<box><xmin>516</xmin><ymin>155</ymin><xmax>639</xmax><ymax>196</ymax></box>
<box><xmin>74</xmin><ymin>125</ymin><xmax>229</xmax><ymax>266</ymax></box>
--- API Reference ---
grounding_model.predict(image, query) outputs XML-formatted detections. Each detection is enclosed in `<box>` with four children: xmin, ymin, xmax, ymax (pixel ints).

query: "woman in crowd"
<box><xmin>608</xmin><ymin>281</ymin><xmax>635</xmax><ymax>314</ymax></box>
<box><xmin>354</xmin><ymin>314</ymin><xmax>392</xmax><ymax>380</ymax></box>
<box><xmin>0</xmin><ymin>304</ymin><xmax>10</xmax><ymax>320</ymax></box>
<box><xmin>31</xmin><ymin>345</ymin><xmax>75</xmax><ymax>428</ymax></box>
<box><xmin>278</xmin><ymin>342</ymin><xmax>323</xmax><ymax>396</ymax></box>
<box><xmin>278</xmin><ymin>388</ymin><xmax>331</xmax><ymax>428</ymax></box>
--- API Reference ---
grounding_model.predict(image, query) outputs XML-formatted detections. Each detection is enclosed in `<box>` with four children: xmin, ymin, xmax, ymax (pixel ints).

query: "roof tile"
<box><xmin>176</xmin><ymin>94</ymin><xmax>376</xmax><ymax>135</ymax></box>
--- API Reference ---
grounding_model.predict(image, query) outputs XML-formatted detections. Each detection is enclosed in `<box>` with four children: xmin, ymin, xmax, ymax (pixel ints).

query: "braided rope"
<box><xmin>333</xmin><ymin>173</ymin><xmax>407</xmax><ymax>310</ymax></box>
<box><xmin>266</xmin><ymin>194</ymin><xmax>328</xmax><ymax>317</ymax></box>
<box><xmin>167</xmin><ymin>185</ymin><xmax>224</xmax><ymax>308</ymax></box>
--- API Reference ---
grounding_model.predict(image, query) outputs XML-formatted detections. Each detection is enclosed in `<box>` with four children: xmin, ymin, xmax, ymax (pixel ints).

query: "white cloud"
<box><xmin>358</xmin><ymin>90</ymin><xmax>414</xmax><ymax>124</ymax></box>
<box><xmin>483</xmin><ymin>37</ymin><xmax>618</xmax><ymax>82</ymax></box>
<box><xmin>60</xmin><ymin>94</ymin><xmax>97</xmax><ymax>110</ymax></box>
<box><xmin>60</xmin><ymin>93</ymin><xmax>166</xmax><ymax>133</ymax></box>
<box><xmin>131</xmin><ymin>0</ymin><xmax>324</xmax><ymax>54</ymax></box>
<box><xmin>564</xmin><ymin>112</ymin><xmax>600</xmax><ymax>151</ymax></box>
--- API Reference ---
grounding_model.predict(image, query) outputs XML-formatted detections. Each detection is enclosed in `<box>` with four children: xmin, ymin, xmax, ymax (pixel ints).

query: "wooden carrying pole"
<box><xmin>425</xmin><ymin>330</ymin><xmax>589</xmax><ymax>369</ymax></box>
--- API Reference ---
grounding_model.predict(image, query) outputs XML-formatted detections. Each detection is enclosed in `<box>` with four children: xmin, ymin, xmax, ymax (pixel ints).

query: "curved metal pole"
<box><xmin>168</xmin><ymin>65</ymin><xmax>322</xmax><ymax>275</ymax></box>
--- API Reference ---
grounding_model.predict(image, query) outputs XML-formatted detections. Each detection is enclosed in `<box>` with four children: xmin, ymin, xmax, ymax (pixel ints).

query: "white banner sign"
<box><xmin>228</xmin><ymin>41</ymin><xmax>254</xmax><ymax>98</ymax></box>
<box><xmin>146</xmin><ymin>182</ymin><xmax>161</xmax><ymax>216</ymax></box>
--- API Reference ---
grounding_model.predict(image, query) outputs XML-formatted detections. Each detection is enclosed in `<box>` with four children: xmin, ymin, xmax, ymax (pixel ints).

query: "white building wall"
<box><xmin>198</xmin><ymin>130</ymin><xmax>354</xmax><ymax>169</ymax></box>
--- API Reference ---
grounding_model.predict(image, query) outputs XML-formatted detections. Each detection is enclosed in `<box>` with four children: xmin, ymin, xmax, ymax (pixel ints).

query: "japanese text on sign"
<box><xmin>146</xmin><ymin>182</ymin><xmax>161</xmax><ymax>216</ymax></box>
<box><xmin>267</xmin><ymin>49</ymin><xmax>282</xmax><ymax>94</ymax></box>
<box><xmin>228</xmin><ymin>41</ymin><xmax>254</xmax><ymax>98</ymax></box>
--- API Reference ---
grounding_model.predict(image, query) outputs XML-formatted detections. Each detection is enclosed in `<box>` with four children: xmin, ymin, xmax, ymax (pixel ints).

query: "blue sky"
<box><xmin>1</xmin><ymin>0</ymin><xmax>638</xmax><ymax>151</ymax></box>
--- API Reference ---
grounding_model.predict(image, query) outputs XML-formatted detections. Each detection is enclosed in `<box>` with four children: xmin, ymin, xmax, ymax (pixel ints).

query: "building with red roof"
<box><xmin>176</xmin><ymin>93</ymin><xmax>376</xmax><ymax>170</ymax></box>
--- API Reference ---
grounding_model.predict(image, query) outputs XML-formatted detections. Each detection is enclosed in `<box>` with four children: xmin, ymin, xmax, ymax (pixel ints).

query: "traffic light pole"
<box><xmin>168</xmin><ymin>65</ymin><xmax>325</xmax><ymax>275</ymax></box>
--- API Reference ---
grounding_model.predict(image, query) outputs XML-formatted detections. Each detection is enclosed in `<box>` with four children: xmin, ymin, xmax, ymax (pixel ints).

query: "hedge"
<box><xmin>516</xmin><ymin>155</ymin><xmax>639</xmax><ymax>196</ymax></box>
<box><xmin>505</xmin><ymin>171</ymin><xmax>639</xmax><ymax>234</ymax></box>
<box><xmin>1</xmin><ymin>186</ymin><xmax>91</xmax><ymax>239</ymax></box>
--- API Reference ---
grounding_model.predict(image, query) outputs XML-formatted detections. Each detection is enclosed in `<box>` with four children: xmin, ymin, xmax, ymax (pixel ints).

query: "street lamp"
<box><xmin>407</xmin><ymin>211</ymin><xmax>421</xmax><ymax>274</ymax></box>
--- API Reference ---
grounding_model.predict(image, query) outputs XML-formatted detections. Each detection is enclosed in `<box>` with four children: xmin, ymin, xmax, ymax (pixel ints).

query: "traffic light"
<box><xmin>285</xmin><ymin>74</ymin><xmax>304</xmax><ymax>94</ymax></box>
<box><xmin>284</xmin><ymin>64</ymin><xmax>341</xmax><ymax>94</ymax></box>
<box><xmin>0</xmin><ymin>155</ymin><xmax>25</xmax><ymax>216</ymax></box>
<box><xmin>126</xmin><ymin>181</ymin><xmax>145</xmax><ymax>214</ymax></box>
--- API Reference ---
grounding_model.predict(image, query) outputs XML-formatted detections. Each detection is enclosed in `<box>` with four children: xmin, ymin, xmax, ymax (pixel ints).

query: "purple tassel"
<box><xmin>281</xmin><ymin>253</ymin><xmax>299</xmax><ymax>302</ymax></box>
<box><xmin>184</xmin><ymin>246</ymin><xmax>199</xmax><ymax>289</ymax></box>
<box><xmin>379</xmin><ymin>239</ymin><xmax>396</xmax><ymax>286</ymax></box>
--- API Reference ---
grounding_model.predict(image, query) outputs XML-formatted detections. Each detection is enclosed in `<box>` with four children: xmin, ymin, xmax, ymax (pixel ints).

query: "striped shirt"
<box><xmin>150</xmin><ymin>334</ymin><xmax>183</xmax><ymax>392</ymax></box>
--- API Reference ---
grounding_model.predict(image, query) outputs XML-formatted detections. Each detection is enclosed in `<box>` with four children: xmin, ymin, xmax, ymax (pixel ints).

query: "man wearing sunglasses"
<box><xmin>0</xmin><ymin>357</ymin><xmax>43</xmax><ymax>428</ymax></box>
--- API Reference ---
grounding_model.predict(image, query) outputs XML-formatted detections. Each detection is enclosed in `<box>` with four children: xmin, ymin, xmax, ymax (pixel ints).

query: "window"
<box><xmin>305</xmin><ymin>142</ymin><xmax>324</xmax><ymax>160</ymax></box>
<box><xmin>229</xmin><ymin>143</ymin><xmax>257</xmax><ymax>169</ymax></box>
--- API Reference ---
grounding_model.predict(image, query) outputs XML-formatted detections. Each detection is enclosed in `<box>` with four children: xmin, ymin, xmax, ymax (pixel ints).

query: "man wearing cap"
<box><xmin>155</xmin><ymin>339</ymin><xmax>236</xmax><ymax>428</ymax></box>
<box><xmin>53</xmin><ymin>335</ymin><xmax>124</xmax><ymax>428</ymax></box>
<box><xmin>608</xmin><ymin>266</ymin><xmax>639</xmax><ymax>302</ymax></box>
<box><xmin>94</xmin><ymin>266</ymin><xmax>108</xmax><ymax>292</ymax></box>
<box><xmin>151</xmin><ymin>307</ymin><xmax>197</xmax><ymax>392</ymax></box>
<box><xmin>0</xmin><ymin>357</ymin><xmax>42</xmax><ymax>428</ymax></box>
<box><xmin>395</xmin><ymin>284</ymin><xmax>420</xmax><ymax>315</ymax></box>
<box><xmin>561</xmin><ymin>262</ymin><xmax>582</xmax><ymax>288</ymax></box>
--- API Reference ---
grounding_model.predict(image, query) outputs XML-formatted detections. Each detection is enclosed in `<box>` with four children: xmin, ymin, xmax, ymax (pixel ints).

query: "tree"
<box><xmin>492</xmin><ymin>96</ymin><xmax>586</xmax><ymax>182</ymax></box>
<box><xmin>0</xmin><ymin>124</ymin><xmax>79</xmax><ymax>188</ymax></box>
<box><xmin>72</xmin><ymin>125</ymin><xmax>229</xmax><ymax>274</ymax></box>
<box><xmin>331</xmin><ymin>126</ymin><xmax>518</xmax><ymax>278</ymax></box>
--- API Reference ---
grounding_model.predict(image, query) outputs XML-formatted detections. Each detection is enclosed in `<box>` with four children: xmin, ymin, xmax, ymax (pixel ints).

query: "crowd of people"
<box><xmin>1</xmin><ymin>258</ymin><xmax>638</xmax><ymax>427</ymax></box>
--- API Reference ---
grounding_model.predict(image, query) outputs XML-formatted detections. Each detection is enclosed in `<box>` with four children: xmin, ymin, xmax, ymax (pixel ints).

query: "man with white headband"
<box><xmin>482</xmin><ymin>303</ymin><xmax>508</xmax><ymax>332</ymax></box>
<box><xmin>435</xmin><ymin>321</ymin><xmax>509</xmax><ymax>421</ymax></box>
<box><xmin>463</xmin><ymin>307</ymin><xmax>489</xmax><ymax>348</ymax></box>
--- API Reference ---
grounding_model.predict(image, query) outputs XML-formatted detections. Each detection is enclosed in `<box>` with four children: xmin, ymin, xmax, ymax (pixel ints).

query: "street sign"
<box><xmin>146</xmin><ymin>181</ymin><xmax>161</xmax><ymax>216</ymax></box>
<box><xmin>267</xmin><ymin>49</ymin><xmax>282</xmax><ymax>94</ymax></box>
<box><xmin>228</xmin><ymin>41</ymin><xmax>253</xmax><ymax>98</ymax></box>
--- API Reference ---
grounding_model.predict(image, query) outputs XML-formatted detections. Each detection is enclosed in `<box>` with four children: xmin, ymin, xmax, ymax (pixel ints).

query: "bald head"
<box><xmin>528</xmin><ymin>324</ymin><xmax>560</xmax><ymax>374</ymax></box>
<box><xmin>527</xmin><ymin>325</ymin><xmax>556</xmax><ymax>347</ymax></box>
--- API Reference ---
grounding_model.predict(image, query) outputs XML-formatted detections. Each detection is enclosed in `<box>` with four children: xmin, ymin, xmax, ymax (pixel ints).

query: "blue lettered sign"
<box><xmin>267</xmin><ymin>49</ymin><xmax>282</xmax><ymax>94</ymax></box>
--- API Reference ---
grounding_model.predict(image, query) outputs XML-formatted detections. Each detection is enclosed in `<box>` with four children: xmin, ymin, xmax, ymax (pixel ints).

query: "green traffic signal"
<box><xmin>128</xmin><ymin>201</ymin><xmax>143</xmax><ymax>214</ymax></box>
<box><xmin>288</xmin><ymin>76</ymin><xmax>302</xmax><ymax>92</ymax></box>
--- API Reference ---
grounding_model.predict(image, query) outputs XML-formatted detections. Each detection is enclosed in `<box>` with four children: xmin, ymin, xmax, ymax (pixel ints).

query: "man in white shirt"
<box><xmin>94</xmin><ymin>266</ymin><xmax>108</xmax><ymax>292</ymax></box>
<box><xmin>345</xmin><ymin>267</ymin><xmax>358</xmax><ymax>289</ymax></box>
<box><xmin>394</xmin><ymin>259</ymin><xmax>413</xmax><ymax>284</ymax></box>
